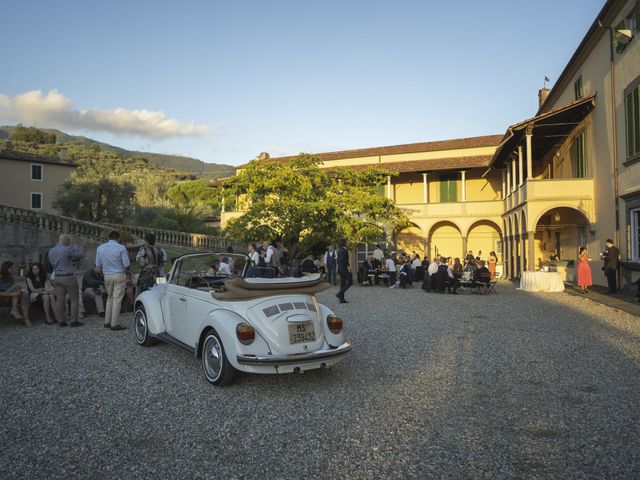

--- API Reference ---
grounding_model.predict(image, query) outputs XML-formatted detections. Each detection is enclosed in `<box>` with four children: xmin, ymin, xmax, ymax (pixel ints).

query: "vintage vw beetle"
<box><xmin>133</xmin><ymin>253</ymin><xmax>352</xmax><ymax>386</ymax></box>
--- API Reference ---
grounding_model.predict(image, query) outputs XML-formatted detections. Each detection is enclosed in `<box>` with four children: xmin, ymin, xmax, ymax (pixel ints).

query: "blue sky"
<box><xmin>0</xmin><ymin>0</ymin><xmax>604</xmax><ymax>166</ymax></box>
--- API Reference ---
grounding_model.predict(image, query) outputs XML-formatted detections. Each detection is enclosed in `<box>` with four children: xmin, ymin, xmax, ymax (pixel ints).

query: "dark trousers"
<box><xmin>605</xmin><ymin>267</ymin><xmax>617</xmax><ymax>293</ymax></box>
<box><xmin>327</xmin><ymin>264</ymin><xmax>336</xmax><ymax>285</ymax></box>
<box><xmin>338</xmin><ymin>271</ymin><xmax>352</xmax><ymax>299</ymax></box>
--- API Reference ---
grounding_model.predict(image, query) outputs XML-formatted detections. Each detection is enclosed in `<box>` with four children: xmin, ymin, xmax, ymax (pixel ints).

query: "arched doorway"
<box><xmin>395</xmin><ymin>223</ymin><xmax>426</xmax><ymax>257</ymax></box>
<box><xmin>513</xmin><ymin>214</ymin><xmax>520</xmax><ymax>278</ymax></box>
<box><xmin>467</xmin><ymin>219</ymin><xmax>503</xmax><ymax>274</ymax></box>
<box><xmin>533</xmin><ymin>207</ymin><xmax>591</xmax><ymax>279</ymax></box>
<box><xmin>428</xmin><ymin>221</ymin><xmax>463</xmax><ymax>260</ymax></box>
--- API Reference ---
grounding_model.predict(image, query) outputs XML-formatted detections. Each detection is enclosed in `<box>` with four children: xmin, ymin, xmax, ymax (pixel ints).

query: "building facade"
<box><xmin>0</xmin><ymin>148</ymin><xmax>77</xmax><ymax>214</ymax></box>
<box><xmin>221</xmin><ymin>0</ymin><xmax>640</xmax><ymax>289</ymax></box>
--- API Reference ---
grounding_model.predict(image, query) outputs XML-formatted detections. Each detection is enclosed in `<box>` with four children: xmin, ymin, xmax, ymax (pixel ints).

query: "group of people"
<box><xmin>246</xmin><ymin>240</ymin><xmax>290</xmax><ymax>278</ymax></box>
<box><xmin>0</xmin><ymin>231</ymin><xmax>167</xmax><ymax>328</ymax></box>
<box><xmin>357</xmin><ymin>246</ymin><xmax>498</xmax><ymax>294</ymax></box>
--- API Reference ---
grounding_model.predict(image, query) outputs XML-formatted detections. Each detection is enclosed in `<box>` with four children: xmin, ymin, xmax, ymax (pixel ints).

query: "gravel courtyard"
<box><xmin>1</xmin><ymin>282</ymin><xmax>639</xmax><ymax>479</ymax></box>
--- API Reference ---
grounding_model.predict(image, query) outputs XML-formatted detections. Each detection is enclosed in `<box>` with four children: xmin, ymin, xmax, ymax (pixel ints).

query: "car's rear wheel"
<box><xmin>202</xmin><ymin>331</ymin><xmax>236</xmax><ymax>386</ymax></box>
<box><xmin>134</xmin><ymin>305</ymin><xmax>156</xmax><ymax>347</ymax></box>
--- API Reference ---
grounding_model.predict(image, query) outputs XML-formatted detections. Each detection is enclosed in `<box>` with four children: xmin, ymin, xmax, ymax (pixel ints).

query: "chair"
<box><xmin>475</xmin><ymin>272</ymin><xmax>492</xmax><ymax>295</ymax></box>
<box><xmin>487</xmin><ymin>279</ymin><xmax>498</xmax><ymax>294</ymax></box>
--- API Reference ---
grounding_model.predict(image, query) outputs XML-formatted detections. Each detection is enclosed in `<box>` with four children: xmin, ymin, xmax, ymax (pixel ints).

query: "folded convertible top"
<box><xmin>212</xmin><ymin>275</ymin><xmax>329</xmax><ymax>300</ymax></box>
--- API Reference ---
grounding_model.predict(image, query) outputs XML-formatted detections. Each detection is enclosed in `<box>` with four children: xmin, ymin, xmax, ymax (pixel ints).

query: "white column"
<box><xmin>511</xmin><ymin>158</ymin><xmax>517</xmax><ymax>192</ymax></box>
<box><xmin>518</xmin><ymin>146</ymin><xmax>524</xmax><ymax>186</ymax></box>
<box><xmin>506</xmin><ymin>164</ymin><xmax>511</xmax><ymax>196</ymax></box>
<box><xmin>422</xmin><ymin>173</ymin><xmax>428</xmax><ymax>203</ymax></box>
<box><xmin>461</xmin><ymin>170</ymin><xmax>466</xmax><ymax>202</ymax></box>
<box><xmin>386</xmin><ymin>176</ymin><xmax>391</xmax><ymax>200</ymax></box>
<box><xmin>221</xmin><ymin>196</ymin><xmax>225</xmax><ymax>212</ymax></box>
<box><xmin>526</xmin><ymin>127</ymin><xmax>533</xmax><ymax>180</ymax></box>
<box><xmin>501</xmin><ymin>169</ymin><xmax>506</xmax><ymax>199</ymax></box>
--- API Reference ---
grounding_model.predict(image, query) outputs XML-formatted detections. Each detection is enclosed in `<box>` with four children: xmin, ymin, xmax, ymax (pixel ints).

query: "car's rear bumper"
<box><xmin>236</xmin><ymin>341</ymin><xmax>352</xmax><ymax>365</ymax></box>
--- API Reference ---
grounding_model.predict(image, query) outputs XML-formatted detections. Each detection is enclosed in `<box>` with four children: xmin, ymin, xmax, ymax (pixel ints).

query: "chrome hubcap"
<box><xmin>204</xmin><ymin>336</ymin><xmax>222</xmax><ymax>380</ymax></box>
<box><xmin>135</xmin><ymin>311</ymin><xmax>146</xmax><ymax>342</ymax></box>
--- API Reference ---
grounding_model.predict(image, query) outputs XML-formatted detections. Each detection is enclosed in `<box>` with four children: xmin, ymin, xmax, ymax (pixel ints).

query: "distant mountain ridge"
<box><xmin>0</xmin><ymin>125</ymin><xmax>235</xmax><ymax>177</ymax></box>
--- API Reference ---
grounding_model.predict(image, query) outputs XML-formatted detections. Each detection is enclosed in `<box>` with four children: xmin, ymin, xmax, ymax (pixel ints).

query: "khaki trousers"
<box><xmin>52</xmin><ymin>275</ymin><xmax>79</xmax><ymax>323</ymax></box>
<box><xmin>104</xmin><ymin>272</ymin><xmax>126</xmax><ymax>327</ymax></box>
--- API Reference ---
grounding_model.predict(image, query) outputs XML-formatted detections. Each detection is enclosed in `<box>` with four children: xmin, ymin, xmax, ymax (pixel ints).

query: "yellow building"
<box><xmin>221</xmin><ymin>0</ymin><xmax>640</xmax><ymax>289</ymax></box>
<box><xmin>0</xmin><ymin>147</ymin><xmax>77</xmax><ymax>214</ymax></box>
<box><xmin>221</xmin><ymin>135</ymin><xmax>507</xmax><ymax>272</ymax></box>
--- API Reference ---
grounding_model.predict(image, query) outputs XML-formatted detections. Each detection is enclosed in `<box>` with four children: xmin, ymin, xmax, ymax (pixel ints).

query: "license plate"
<box><xmin>288</xmin><ymin>322</ymin><xmax>316</xmax><ymax>344</ymax></box>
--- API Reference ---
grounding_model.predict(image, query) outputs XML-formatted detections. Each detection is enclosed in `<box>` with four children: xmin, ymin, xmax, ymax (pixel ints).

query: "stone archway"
<box><xmin>428</xmin><ymin>221</ymin><xmax>463</xmax><ymax>260</ymax></box>
<box><xmin>533</xmin><ymin>207</ymin><xmax>591</xmax><ymax>276</ymax></box>
<box><xmin>395</xmin><ymin>223</ymin><xmax>426</xmax><ymax>257</ymax></box>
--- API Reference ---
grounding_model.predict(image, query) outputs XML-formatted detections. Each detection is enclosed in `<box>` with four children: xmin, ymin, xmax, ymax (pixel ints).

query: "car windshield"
<box><xmin>169</xmin><ymin>253</ymin><xmax>248</xmax><ymax>291</ymax></box>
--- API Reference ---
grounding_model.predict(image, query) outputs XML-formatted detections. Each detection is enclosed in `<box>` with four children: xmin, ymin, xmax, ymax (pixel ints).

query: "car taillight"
<box><xmin>326</xmin><ymin>315</ymin><xmax>343</xmax><ymax>334</ymax></box>
<box><xmin>236</xmin><ymin>323</ymin><xmax>255</xmax><ymax>344</ymax></box>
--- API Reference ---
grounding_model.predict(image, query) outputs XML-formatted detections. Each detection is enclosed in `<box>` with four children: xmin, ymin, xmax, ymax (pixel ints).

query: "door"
<box><xmin>162</xmin><ymin>259</ymin><xmax>189</xmax><ymax>342</ymax></box>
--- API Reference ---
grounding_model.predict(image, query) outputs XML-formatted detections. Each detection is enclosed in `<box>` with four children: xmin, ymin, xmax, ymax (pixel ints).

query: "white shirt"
<box><xmin>385</xmin><ymin>258</ymin><xmax>396</xmax><ymax>272</ymax></box>
<box><xmin>428</xmin><ymin>261</ymin><xmax>439</xmax><ymax>276</ymax></box>
<box><xmin>447</xmin><ymin>266</ymin><xmax>455</xmax><ymax>279</ymax></box>
<box><xmin>412</xmin><ymin>258</ymin><xmax>421</xmax><ymax>268</ymax></box>
<box><xmin>373</xmin><ymin>248</ymin><xmax>384</xmax><ymax>261</ymax></box>
<box><xmin>218</xmin><ymin>262</ymin><xmax>232</xmax><ymax>276</ymax></box>
<box><xmin>249</xmin><ymin>251</ymin><xmax>259</xmax><ymax>265</ymax></box>
<box><xmin>264</xmin><ymin>246</ymin><xmax>276</xmax><ymax>264</ymax></box>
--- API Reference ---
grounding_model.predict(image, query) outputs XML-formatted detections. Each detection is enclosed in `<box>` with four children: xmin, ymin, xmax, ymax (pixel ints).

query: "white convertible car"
<box><xmin>134</xmin><ymin>252</ymin><xmax>352</xmax><ymax>386</ymax></box>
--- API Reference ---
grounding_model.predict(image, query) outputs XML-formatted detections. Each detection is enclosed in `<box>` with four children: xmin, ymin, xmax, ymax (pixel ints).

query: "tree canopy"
<box><xmin>10</xmin><ymin>125</ymin><xmax>57</xmax><ymax>144</ymax></box>
<box><xmin>220</xmin><ymin>154</ymin><xmax>407</xmax><ymax>258</ymax></box>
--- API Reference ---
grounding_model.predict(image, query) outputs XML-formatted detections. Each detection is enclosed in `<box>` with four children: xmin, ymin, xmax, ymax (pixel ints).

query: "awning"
<box><xmin>490</xmin><ymin>94</ymin><xmax>596</xmax><ymax>168</ymax></box>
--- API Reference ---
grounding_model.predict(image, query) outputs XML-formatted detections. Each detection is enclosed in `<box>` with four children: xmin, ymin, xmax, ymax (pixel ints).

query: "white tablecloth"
<box><xmin>519</xmin><ymin>271</ymin><xmax>565</xmax><ymax>292</ymax></box>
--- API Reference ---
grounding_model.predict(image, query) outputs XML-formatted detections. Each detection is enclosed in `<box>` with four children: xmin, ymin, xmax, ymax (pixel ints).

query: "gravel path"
<box><xmin>1</xmin><ymin>281</ymin><xmax>639</xmax><ymax>479</ymax></box>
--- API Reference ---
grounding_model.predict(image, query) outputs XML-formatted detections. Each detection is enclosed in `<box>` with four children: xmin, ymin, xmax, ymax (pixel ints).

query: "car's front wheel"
<box><xmin>134</xmin><ymin>305</ymin><xmax>156</xmax><ymax>347</ymax></box>
<box><xmin>202</xmin><ymin>331</ymin><xmax>236</xmax><ymax>386</ymax></box>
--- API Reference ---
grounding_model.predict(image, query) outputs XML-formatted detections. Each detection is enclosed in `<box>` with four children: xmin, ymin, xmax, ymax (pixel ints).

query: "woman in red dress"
<box><xmin>577</xmin><ymin>247</ymin><xmax>593</xmax><ymax>293</ymax></box>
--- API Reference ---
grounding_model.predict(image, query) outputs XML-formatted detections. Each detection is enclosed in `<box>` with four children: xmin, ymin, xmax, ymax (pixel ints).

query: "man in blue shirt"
<box><xmin>96</xmin><ymin>231</ymin><xmax>131</xmax><ymax>331</ymax></box>
<box><xmin>48</xmin><ymin>234</ymin><xmax>84</xmax><ymax>327</ymax></box>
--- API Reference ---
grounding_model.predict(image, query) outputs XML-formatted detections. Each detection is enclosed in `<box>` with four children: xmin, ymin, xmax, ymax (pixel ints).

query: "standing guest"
<box><xmin>26</xmin><ymin>263</ymin><xmax>55</xmax><ymax>324</ymax></box>
<box><xmin>488</xmin><ymin>251</ymin><xmax>498</xmax><ymax>279</ymax></box>
<box><xmin>135</xmin><ymin>233</ymin><xmax>165</xmax><ymax>295</ymax></box>
<box><xmin>372</xmin><ymin>245</ymin><xmax>384</xmax><ymax>263</ymax></box>
<box><xmin>0</xmin><ymin>261</ymin><xmax>31</xmax><ymax>326</ymax></box>
<box><xmin>81</xmin><ymin>267</ymin><xmax>106</xmax><ymax>317</ymax></box>
<box><xmin>577</xmin><ymin>247</ymin><xmax>593</xmax><ymax>294</ymax></box>
<box><xmin>324</xmin><ymin>245</ymin><xmax>337</xmax><ymax>285</ymax></box>
<box><xmin>385</xmin><ymin>254</ymin><xmax>397</xmax><ymax>288</ymax></box>
<box><xmin>96</xmin><ymin>231</ymin><xmax>130</xmax><ymax>331</ymax></box>
<box><xmin>336</xmin><ymin>238</ymin><xmax>352</xmax><ymax>303</ymax></box>
<box><xmin>263</xmin><ymin>240</ymin><xmax>279</xmax><ymax>278</ymax></box>
<box><xmin>225</xmin><ymin>246</ymin><xmax>235</xmax><ymax>273</ymax></box>
<box><xmin>48</xmin><ymin>234</ymin><xmax>84</xmax><ymax>327</ymax></box>
<box><xmin>247</xmin><ymin>242</ymin><xmax>260</xmax><ymax>278</ymax></box>
<box><xmin>602</xmin><ymin>239</ymin><xmax>619</xmax><ymax>294</ymax></box>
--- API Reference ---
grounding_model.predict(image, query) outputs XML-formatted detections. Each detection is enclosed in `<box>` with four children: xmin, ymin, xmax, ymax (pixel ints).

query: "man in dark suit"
<box><xmin>336</xmin><ymin>238</ymin><xmax>352</xmax><ymax>303</ymax></box>
<box><xmin>603</xmin><ymin>238</ymin><xmax>619</xmax><ymax>293</ymax></box>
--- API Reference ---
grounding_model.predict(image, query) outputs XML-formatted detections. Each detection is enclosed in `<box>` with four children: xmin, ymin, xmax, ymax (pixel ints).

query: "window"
<box><xmin>31</xmin><ymin>164</ymin><xmax>43</xmax><ymax>181</ymax></box>
<box><xmin>573</xmin><ymin>131</ymin><xmax>587</xmax><ymax>178</ymax></box>
<box><xmin>615</xmin><ymin>19</ymin><xmax>628</xmax><ymax>53</ymax></box>
<box><xmin>439</xmin><ymin>174</ymin><xmax>457</xmax><ymax>203</ymax></box>
<box><xmin>574</xmin><ymin>76</ymin><xmax>583</xmax><ymax>100</ymax></box>
<box><xmin>631</xmin><ymin>208</ymin><xmax>640</xmax><ymax>261</ymax></box>
<box><xmin>30</xmin><ymin>192</ymin><xmax>42</xmax><ymax>210</ymax></box>
<box><xmin>626</xmin><ymin>80</ymin><xmax>640</xmax><ymax>162</ymax></box>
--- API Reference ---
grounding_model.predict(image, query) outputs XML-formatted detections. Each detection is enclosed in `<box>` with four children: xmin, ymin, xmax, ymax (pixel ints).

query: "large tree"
<box><xmin>221</xmin><ymin>154</ymin><xmax>407</xmax><ymax>258</ymax></box>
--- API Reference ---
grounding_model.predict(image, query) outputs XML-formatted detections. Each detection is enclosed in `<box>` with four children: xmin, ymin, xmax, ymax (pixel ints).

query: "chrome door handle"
<box><xmin>179</xmin><ymin>297</ymin><xmax>186</xmax><ymax>302</ymax></box>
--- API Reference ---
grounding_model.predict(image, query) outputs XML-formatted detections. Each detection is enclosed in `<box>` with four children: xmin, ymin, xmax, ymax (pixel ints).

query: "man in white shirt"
<box><xmin>385</xmin><ymin>255</ymin><xmax>396</xmax><ymax>287</ymax></box>
<box><xmin>218</xmin><ymin>258</ymin><xmax>232</xmax><ymax>276</ymax></box>
<box><xmin>96</xmin><ymin>231</ymin><xmax>130</xmax><ymax>331</ymax></box>
<box><xmin>427</xmin><ymin>258</ymin><xmax>440</xmax><ymax>276</ymax></box>
<box><xmin>411</xmin><ymin>254</ymin><xmax>421</xmax><ymax>269</ymax></box>
<box><xmin>373</xmin><ymin>245</ymin><xmax>384</xmax><ymax>262</ymax></box>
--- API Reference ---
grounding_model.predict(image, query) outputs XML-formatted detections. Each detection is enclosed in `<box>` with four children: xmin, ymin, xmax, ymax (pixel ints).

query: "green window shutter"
<box><xmin>627</xmin><ymin>86</ymin><xmax>640</xmax><ymax>159</ymax></box>
<box><xmin>574</xmin><ymin>76</ymin><xmax>583</xmax><ymax>100</ymax></box>
<box><xmin>574</xmin><ymin>132</ymin><xmax>586</xmax><ymax>178</ymax></box>
<box><xmin>439</xmin><ymin>174</ymin><xmax>457</xmax><ymax>203</ymax></box>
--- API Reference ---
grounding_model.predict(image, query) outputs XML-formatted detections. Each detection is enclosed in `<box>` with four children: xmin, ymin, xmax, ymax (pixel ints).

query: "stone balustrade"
<box><xmin>0</xmin><ymin>203</ymin><xmax>246</xmax><ymax>252</ymax></box>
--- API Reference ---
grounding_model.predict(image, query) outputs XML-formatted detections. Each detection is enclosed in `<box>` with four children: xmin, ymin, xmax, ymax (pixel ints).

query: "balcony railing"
<box><xmin>397</xmin><ymin>200</ymin><xmax>504</xmax><ymax>219</ymax></box>
<box><xmin>504</xmin><ymin>178</ymin><xmax>594</xmax><ymax>211</ymax></box>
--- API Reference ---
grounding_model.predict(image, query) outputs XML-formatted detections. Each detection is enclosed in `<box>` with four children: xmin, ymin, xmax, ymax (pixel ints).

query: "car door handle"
<box><xmin>179</xmin><ymin>297</ymin><xmax>186</xmax><ymax>302</ymax></box>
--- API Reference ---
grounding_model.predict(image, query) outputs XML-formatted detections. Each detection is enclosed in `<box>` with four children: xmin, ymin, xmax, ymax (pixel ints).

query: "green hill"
<box><xmin>0</xmin><ymin>125</ymin><xmax>235</xmax><ymax>177</ymax></box>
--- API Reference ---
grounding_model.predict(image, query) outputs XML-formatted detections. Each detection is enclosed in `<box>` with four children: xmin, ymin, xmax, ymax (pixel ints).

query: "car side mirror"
<box><xmin>156</xmin><ymin>277</ymin><xmax>167</xmax><ymax>285</ymax></box>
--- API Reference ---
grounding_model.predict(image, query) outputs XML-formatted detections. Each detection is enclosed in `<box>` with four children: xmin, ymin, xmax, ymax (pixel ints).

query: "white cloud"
<box><xmin>0</xmin><ymin>89</ymin><xmax>214</xmax><ymax>139</ymax></box>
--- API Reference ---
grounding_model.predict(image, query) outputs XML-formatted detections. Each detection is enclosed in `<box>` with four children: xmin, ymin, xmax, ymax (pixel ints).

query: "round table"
<box><xmin>519</xmin><ymin>271</ymin><xmax>565</xmax><ymax>292</ymax></box>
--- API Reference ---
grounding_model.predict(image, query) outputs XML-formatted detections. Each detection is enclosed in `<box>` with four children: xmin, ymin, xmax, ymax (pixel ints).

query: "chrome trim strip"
<box><xmin>236</xmin><ymin>341</ymin><xmax>352</xmax><ymax>365</ymax></box>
